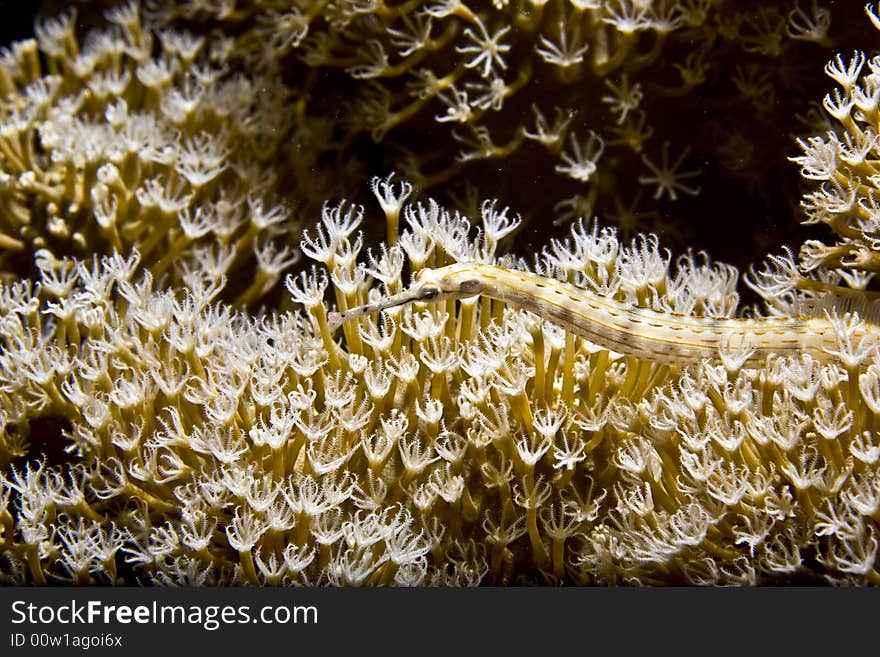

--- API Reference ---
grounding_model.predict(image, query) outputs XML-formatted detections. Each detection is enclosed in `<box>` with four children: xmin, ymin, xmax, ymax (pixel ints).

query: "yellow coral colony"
<box><xmin>0</xmin><ymin>1</ymin><xmax>302</xmax><ymax>304</ymax></box>
<box><xmin>135</xmin><ymin>0</ymin><xmax>836</xmax><ymax>254</ymax></box>
<box><xmin>2</xmin><ymin>0</ymin><xmax>880</xmax><ymax>587</ymax></box>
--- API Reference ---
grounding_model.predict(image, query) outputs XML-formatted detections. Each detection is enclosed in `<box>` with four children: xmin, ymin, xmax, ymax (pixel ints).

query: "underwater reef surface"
<box><xmin>1</xmin><ymin>0</ymin><xmax>880</xmax><ymax>585</ymax></box>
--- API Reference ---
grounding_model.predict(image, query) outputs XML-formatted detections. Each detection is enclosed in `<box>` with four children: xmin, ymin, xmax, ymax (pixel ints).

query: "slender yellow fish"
<box><xmin>327</xmin><ymin>262</ymin><xmax>876</xmax><ymax>367</ymax></box>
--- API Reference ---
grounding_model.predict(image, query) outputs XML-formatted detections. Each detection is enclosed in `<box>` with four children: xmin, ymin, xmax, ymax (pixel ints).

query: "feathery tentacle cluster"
<box><xmin>3</xmin><ymin>168</ymin><xmax>880</xmax><ymax>585</ymax></box>
<box><xmin>0</xmin><ymin>2</ymin><xmax>302</xmax><ymax>305</ymax></box>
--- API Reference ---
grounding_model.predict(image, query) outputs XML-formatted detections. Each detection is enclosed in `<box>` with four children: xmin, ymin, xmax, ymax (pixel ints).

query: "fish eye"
<box><xmin>421</xmin><ymin>286</ymin><xmax>439</xmax><ymax>300</ymax></box>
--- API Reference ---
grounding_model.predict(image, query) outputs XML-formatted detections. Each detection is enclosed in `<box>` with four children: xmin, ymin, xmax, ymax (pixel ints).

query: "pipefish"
<box><xmin>327</xmin><ymin>262</ymin><xmax>879</xmax><ymax>367</ymax></box>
